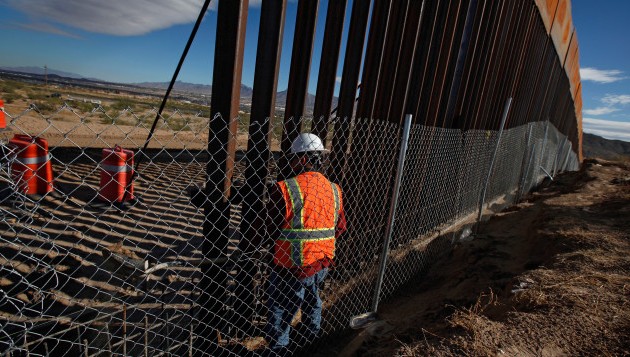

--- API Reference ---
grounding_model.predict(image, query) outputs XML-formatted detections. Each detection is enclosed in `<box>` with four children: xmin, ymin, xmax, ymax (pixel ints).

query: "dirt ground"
<box><xmin>320</xmin><ymin>158</ymin><xmax>630</xmax><ymax>356</ymax></box>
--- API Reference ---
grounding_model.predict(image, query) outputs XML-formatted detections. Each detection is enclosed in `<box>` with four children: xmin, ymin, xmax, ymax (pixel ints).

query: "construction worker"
<box><xmin>263</xmin><ymin>133</ymin><xmax>346</xmax><ymax>353</ymax></box>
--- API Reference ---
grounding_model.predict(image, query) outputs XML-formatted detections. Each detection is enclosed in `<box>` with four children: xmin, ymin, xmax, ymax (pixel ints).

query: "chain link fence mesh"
<box><xmin>1</xmin><ymin>104</ymin><xmax>579</xmax><ymax>356</ymax></box>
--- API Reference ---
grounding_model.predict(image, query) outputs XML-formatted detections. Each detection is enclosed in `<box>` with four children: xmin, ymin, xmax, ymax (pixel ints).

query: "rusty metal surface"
<box><xmin>425</xmin><ymin>0</ymin><xmax>466</xmax><ymax>128</ymax></box>
<box><xmin>550</xmin><ymin>0</ymin><xmax>574</xmax><ymax>68</ymax></box>
<box><xmin>200</xmin><ymin>0</ymin><xmax>584</xmax><ymax>339</ymax></box>
<box><xmin>201</xmin><ymin>0</ymin><xmax>583</xmax><ymax>210</ymax></box>
<box><xmin>535</xmin><ymin>0</ymin><xmax>558</xmax><ymax>34</ymax></box>
<box><xmin>565</xmin><ymin>29</ymin><xmax>580</xmax><ymax>100</ymax></box>
<box><xmin>200</xmin><ymin>0</ymin><xmax>249</xmax><ymax>353</ymax></box>
<box><xmin>242</xmin><ymin>0</ymin><xmax>287</xmax><ymax>247</ymax></box>
<box><xmin>312</xmin><ymin>0</ymin><xmax>348</xmax><ymax>140</ymax></box>
<box><xmin>328</xmin><ymin>0</ymin><xmax>371</xmax><ymax>184</ymax></box>
<box><xmin>444</xmin><ymin>0</ymin><xmax>478</xmax><ymax>128</ymax></box>
<box><xmin>373</xmin><ymin>0</ymin><xmax>409</xmax><ymax>122</ymax></box>
<box><xmin>281</xmin><ymin>0</ymin><xmax>320</xmax><ymax>154</ymax></box>
<box><xmin>387</xmin><ymin>0</ymin><xmax>427</xmax><ymax>125</ymax></box>
<box><xmin>206</xmin><ymin>0</ymin><xmax>249</xmax><ymax>257</ymax></box>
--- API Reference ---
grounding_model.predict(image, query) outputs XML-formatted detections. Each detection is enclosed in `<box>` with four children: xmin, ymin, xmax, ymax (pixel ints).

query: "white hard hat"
<box><xmin>290</xmin><ymin>133</ymin><xmax>328</xmax><ymax>154</ymax></box>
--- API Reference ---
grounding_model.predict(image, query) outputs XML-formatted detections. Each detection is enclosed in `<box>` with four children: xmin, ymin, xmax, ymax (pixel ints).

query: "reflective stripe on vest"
<box><xmin>278</xmin><ymin>176</ymin><xmax>340</xmax><ymax>267</ymax></box>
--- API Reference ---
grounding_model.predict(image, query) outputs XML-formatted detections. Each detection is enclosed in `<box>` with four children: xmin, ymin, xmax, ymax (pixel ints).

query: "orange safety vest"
<box><xmin>274</xmin><ymin>171</ymin><xmax>342</xmax><ymax>268</ymax></box>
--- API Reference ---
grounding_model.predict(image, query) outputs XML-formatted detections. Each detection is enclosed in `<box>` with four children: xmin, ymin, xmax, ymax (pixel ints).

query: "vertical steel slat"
<box><xmin>205</xmin><ymin>0</ymin><xmax>249</xmax><ymax>256</ymax></box>
<box><xmin>478</xmin><ymin>0</ymin><xmax>515</xmax><ymax>130</ymax></box>
<box><xmin>475</xmin><ymin>0</ymin><xmax>511</xmax><ymax>129</ymax></box>
<box><xmin>280</xmin><ymin>0</ymin><xmax>320</xmax><ymax>155</ymax></box>
<box><xmin>312</xmin><ymin>0</ymin><xmax>348</xmax><ymax>141</ymax></box>
<box><xmin>465</xmin><ymin>0</ymin><xmax>501</xmax><ymax>130</ymax></box>
<box><xmin>347</xmin><ymin>0</ymin><xmax>391</xmax><ymax>242</ymax></box>
<box><xmin>453</xmin><ymin>0</ymin><xmax>489</xmax><ymax>129</ymax></box>
<box><xmin>326</xmin><ymin>0</ymin><xmax>372</xmax><ymax>272</ymax></box>
<box><xmin>502</xmin><ymin>1</ymin><xmax>531</xmax><ymax>128</ymax></box>
<box><xmin>355</xmin><ymin>0</ymin><xmax>392</xmax><ymax>121</ymax></box>
<box><xmin>387</xmin><ymin>0</ymin><xmax>427</xmax><ymax>125</ymax></box>
<box><xmin>200</xmin><ymin>0</ymin><xmax>249</xmax><ymax>353</ymax></box>
<box><xmin>372</xmin><ymin>0</ymin><xmax>409</xmax><ymax>122</ymax></box>
<box><xmin>444</xmin><ymin>0</ymin><xmax>479</xmax><ymax>128</ymax></box>
<box><xmin>367</xmin><ymin>0</ymin><xmax>412</xmax><ymax>242</ymax></box>
<box><xmin>237</xmin><ymin>0</ymin><xmax>287</xmax><ymax>336</ymax></box>
<box><xmin>504</xmin><ymin>4</ymin><xmax>533</xmax><ymax>127</ymax></box>
<box><xmin>408</xmin><ymin>0</ymin><xmax>444</xmax><ymax>124</ymax></box>
<box><xmin>242</xmin><ymin>0</ymin><xmax>287</xmax><ymax>251</ymax></box>
<box><xmin>519</xmin><ymin>6</ymin><xmax>547</xmax><ymax>126</ymax></box>
<box><xmin>328</xmin><ymin>0</ymin><xmax>371</xmax><ymax>184</ymax></box>
<box><xmin>426</xmin><ymin>0</ymin><xmax>465</xmax><ymax>128</ymax></box>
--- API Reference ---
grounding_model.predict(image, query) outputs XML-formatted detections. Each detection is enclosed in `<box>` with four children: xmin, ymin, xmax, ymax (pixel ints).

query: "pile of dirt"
<box><xmin>321</xmin><ymin>158</ymin><xmax>629</xmax><ymax>356</ymax></box>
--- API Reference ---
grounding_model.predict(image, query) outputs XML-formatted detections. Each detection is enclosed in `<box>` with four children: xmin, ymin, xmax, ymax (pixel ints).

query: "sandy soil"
<box><xmin>318</xmin><ymin>158</ymin><xmax>630</xmax><ymax>356</ymax></box>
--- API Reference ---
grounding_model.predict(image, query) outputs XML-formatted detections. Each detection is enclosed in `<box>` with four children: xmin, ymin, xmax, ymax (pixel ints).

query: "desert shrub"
<box><xmin>71</xmin><ymin>101</ymin><xmax>97</xmax><ymax>113</ymax></box>
<box><xmin>2</xmin><ymin>92</ymin><xmax>21</xmax><ymax>103</ymax></box>
<box><xmin>32</xmin><ymin>100</ymin><xmax>57</xmax><ymax>114</ymax></box>
<box><xmin>27</xmin><ymin>90</ymin><xmax>48</xmax><ymax>101</ymax></box>
<box><xmin>0</xmin><ymin>80</ymin><xmax>24</xmax><ymax>93</ymax></box>
<box><xmin>168</xmin><ymin>117</ymin><xmax>191</xmax><ymax>131</ymax></box>
<box><xmin>110</xmin><ymin>98</ymin><xmax>136</xmax><ymax>111</ymax></box>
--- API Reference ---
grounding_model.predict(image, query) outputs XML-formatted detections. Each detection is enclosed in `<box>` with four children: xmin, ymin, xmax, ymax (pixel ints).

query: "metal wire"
<box><xmin>0</xmin><ymin>103</ymin><xmax>579</xmax><ymax>356</ymax></box>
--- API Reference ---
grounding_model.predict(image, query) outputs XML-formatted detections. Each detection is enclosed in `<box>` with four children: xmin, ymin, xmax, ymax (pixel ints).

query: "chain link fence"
<box><xmin>1</xmin><ymin>103</ymin><xmax>579</xmax><ymax>356</ymax></box>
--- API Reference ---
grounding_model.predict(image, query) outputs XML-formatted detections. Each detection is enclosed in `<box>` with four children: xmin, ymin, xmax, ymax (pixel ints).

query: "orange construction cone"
<box><xmin>9</xmin><ymin>134</ymin><xmax>54</xmax><ymax>195</ymax></box>
<box><xmin>0</xmin><ymin>100</ymin><xmax>6</xmax><ymax>129</ymax></box>
<box><xmin>98</xmin><ymin>146</ymin><xmax>135</xmax><ymax>203</ymax></box>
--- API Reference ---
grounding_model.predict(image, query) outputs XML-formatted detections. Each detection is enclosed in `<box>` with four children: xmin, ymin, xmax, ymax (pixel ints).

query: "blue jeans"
<box><xmin>265</xmin><ymin>267</ymin><xmax>328</xmax><ymax>350</ymax></box>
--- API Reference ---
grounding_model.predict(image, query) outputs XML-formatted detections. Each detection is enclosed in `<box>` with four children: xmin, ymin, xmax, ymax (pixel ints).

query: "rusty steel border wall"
<box><xmin>209</xmin><ymin>0</ymin><xmax>582</xmax><ymax>256</ymax></box>
<box><xmin>200</xmin><ymin>0</ymin><xmax>581</xmax><ymax>350</ymax></box>
<box><xmin>204</xmin><ymin>0</ymin><xmax>582</xmax><ymax>348</ymax></box>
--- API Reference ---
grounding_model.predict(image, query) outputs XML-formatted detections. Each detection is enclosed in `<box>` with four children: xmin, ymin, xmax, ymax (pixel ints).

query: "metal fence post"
<box><xmin>348</xmin><ymin>115</ymin><xmax>413</xmax><ymax>329</ymax></box>
<box><xmin>371</xmin><ymin>114</ymin><xmax>412</xmax><ymax>313</ymax></box>
<box><xmin>539</xmin><ymin>119</ymin><xmax>550</xmax><ymax>178</ymax></box>
<box><xmin>552</xmin><ymin>137</ymin><xmax>568</xmax><ymax>176</ymax></box>
<box><xmin>560</xmin><ymin>141</ymin><xmax>572</xmax><ymax>172</ymax></box>
<box><xmin>517</xmin><ymin>122</ymin><xmax>534</xmax><ymax>201</ymax></box>
<box><xmin>476</xmin><ymin>97</ymin><xmax>512</xmax><ymax>226</ymax></box>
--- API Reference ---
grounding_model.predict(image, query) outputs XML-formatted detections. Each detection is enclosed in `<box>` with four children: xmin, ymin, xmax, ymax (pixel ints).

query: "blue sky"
<box><xmin>0</xmin><ymin>0</ymin><xmax>345</xmax><ymax>93</ymax></box>
<box><xmin>572</xmin><ymin>0</ymin><xmax>630</xmax><ymax>141</ymax></box>
<box><xmin>0</xmin><ymin>0</ymin><xmax>628</xmax><ymax>141</ymax></box>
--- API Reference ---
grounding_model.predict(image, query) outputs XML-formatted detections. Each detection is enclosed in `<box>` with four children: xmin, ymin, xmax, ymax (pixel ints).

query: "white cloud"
<box><xmin>16</xmin><ymin>21</ymin><xmax>82</xmax><ymax>39</ymax></box>
<box><xmin>583</xmin><ymin>93</ymin><xmax>630</xmax><ymax>117</ymax></box>
<box><xmin>602</xmin><ymin>94</ymin><xmax>630</xmax><ymax>106</ymax></box>
<box><xmin>579</xmin><ymin>67</ymin><xmax>626</xmax><ymax>83</ymax></box>
<box><xmin>583</xmin><ymin>106</ymin><xmax>620</xmax><ymax>116</ymax></box>
<box><xmin>7</xmin><ymin>0</ymin><xmax>209</xmax><ymax>36</ymax></box>
<box><xmin>583</xmin><ymin>118</ymin><xmax>630</xmax><ymax>142</ymax></box>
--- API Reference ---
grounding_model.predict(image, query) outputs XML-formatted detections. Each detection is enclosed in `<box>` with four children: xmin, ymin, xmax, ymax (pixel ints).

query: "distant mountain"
<box><xmin>135</xmin><ymin>81</ymin><xmax>254</xmax><ymax>97</ymax></box>
<box><xmin>0</xmin><ymin>66</ymin><xmax>93</xmax><ymax>80</ymax></box>
<box><xmin>1</xmin><ymin>66</ymin><xmax>339</xmax><ymax>111</ymax></box>
<box><xmin>582</xmin><ymin>133</ymin><xmax>630</xmax><ymax>160</ymax></box>
<box><xmin>274</xmin><ymin>90</ymin><xmax>339</xmax><ymax>112</ymax></box>
<box><xmin>275</xmin><ymin>90</ymin><xmax>316</xmax><ymax>109</ymax></box>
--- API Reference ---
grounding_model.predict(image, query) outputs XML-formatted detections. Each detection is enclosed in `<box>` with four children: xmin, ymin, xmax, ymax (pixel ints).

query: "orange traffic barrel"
<box><xmin>0</xmin><ymin>99</ymin><xmax>6</xmax><ymax>129</ymax></box>
<box><xmin>9</xmin><ymin>134</ymin><xmax>54</xmax><ymax>195</ymax></box>
<box><xmin>98</xmin><ymin>146</ymin><xmax>135</xmax><ymax>202</ymax></box>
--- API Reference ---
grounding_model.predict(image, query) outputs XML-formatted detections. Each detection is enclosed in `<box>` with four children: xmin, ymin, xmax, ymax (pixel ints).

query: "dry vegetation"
<box><xmin>0</xmin><ymin>79</ymin><xmax>260</xmax><ymax>149</ymax></box>
<box><xmin>320</xmin><ymin>158</ymin><xmax>629</xmax><ymax>356</ymax></box>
